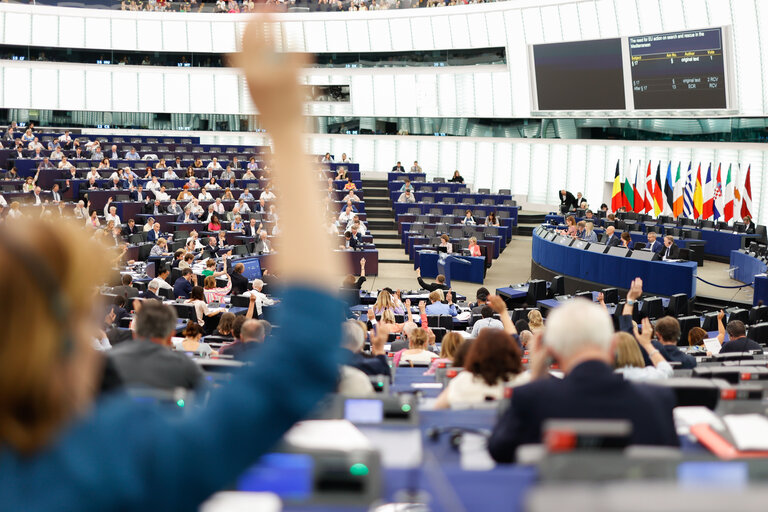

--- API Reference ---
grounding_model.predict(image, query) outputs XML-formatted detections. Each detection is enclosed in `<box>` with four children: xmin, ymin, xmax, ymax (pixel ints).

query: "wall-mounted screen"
<box><xmin>532</xmin><ymin>38</ymin><xmax>626</xmax><ymax>111</ymax></box>
<box><xmin>629</xmin><ymin>28</ymin><xmax>727</xmax><ymax>110</ymax></box>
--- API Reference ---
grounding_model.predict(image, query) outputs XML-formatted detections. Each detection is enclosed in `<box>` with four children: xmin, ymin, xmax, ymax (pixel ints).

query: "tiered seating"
<box><xmin>389</xmin><ymin>172</ymin><xmax>519</xmax><ymax>275</ymax></box>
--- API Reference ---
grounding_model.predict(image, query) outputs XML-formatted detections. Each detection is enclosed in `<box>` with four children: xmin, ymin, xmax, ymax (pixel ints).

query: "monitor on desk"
<box><xmin>606</xmin><ymin>247</ymin><xmax>631</xmax><ymax>258</ymax></box>
<box><xmin>587</xmin><ymin>243</ymin><xmax>608</xmax><ymax>254</ymax></box>
<box><xmin>241</xmin><ymin>258</ymin><xmax>262</xmax><ymax>281</ymax></box>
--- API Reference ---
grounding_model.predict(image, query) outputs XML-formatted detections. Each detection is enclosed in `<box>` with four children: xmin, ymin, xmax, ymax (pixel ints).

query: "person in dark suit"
<box><xmin>173</xmin><ymin>268</ymin><xmax>196</xmax><ymax>299</ymax></box>
<box><xmin>391</xmin><ymin>161</ymin><xmax>406</xmax><ymax>172</ymax></box>
<box><xmin>139</xmin><ymin>282</ymin><xmax>162</xmax><ymax>301</ymax></box>
<box><xmin>716</xmin><ymin>311</ymin><xmax>762</xmax><ymax>353</ymax></box>
<box><xmin>558</xmin><ymin>189</ymin><xmax>578</xmax><ymax>213</ymax></box>
<box><xmin>112</xmin><ymin>274</ymin><xmax>139</xmax><ymax>299</ymax></box>
<box><xmin>342</xmin><ymin>321</ymin><xmax>391</xmax><ymax>379</ymax></box>
<box><xmin>244</xmin><ymin>218</ymin><xmax>261</xmax><ymax>238</ymax></box>
<box><xmin>659</xmin><ymin>235</ymin><xmax>680</xmax><ymax>260</ymax></box>
<box><xmin>646</xmin><ymin>231</ymin><xmax>662</xmax><ymax>253</ymax></box>
<box><xmin>146</xmin><ymin>223</ymin><xmax>162</xmax><ymax>243</ymax></box>
<box><xmin>229</xmin><ymin>263</ymin><xmax>251</xmax><ymax>295</ymax></box>
<box><xmin>603</xmin><ymin>226</ymin><xmax>621</xmax><ymax>247</ymax></box>
<box><xmin>415</xmin><ymin>267</ymin><xmax>450</xmax><ymax>292</ymax></box>
<box><xmin>488</xmin><ymin>298</ymin><xmax>678</xmax><ymax>463</ymax></box>
<box><xmin>744</xmin><ymin>215</ymin><xmax>757</xmax><ymax>235</ymax></box>
<box><xmin>121</xmin><ymin>219</ymin><xmax>141</xmax><ymax>237</ymax></box>
<box><xmin>176</xmin><ymin>207</ymin><xmax>198</xmax><ymax>224</ymax></box>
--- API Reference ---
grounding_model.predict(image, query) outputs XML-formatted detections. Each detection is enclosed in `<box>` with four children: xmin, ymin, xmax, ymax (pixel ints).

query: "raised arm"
<box><xmin>487</xmin><ymin>294</ymin><xmax>517</xmax><ymax>335</ymax></box>
<box><xmin>717</xmin><ymin>309</ymin><xmax>726</xmax><ymax>344</ymax></box>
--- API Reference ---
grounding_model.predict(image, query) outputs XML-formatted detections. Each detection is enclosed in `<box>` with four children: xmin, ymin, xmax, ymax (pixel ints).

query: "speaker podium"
<box><xmin>437</xmin><ymin>254</ymin><xmax>472</xmax><ymax>287</ymax></box>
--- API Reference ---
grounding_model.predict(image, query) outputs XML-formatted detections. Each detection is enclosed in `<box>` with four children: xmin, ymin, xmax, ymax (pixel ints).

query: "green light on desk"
<box><xmin>376</xmin><ymin>381</ymin><xmax>384</xmax><ymax>388</ymax></box>
<box><xmin>401</xmin><ymin>404</ymin><xmax>412</xmax><ymax>413</ymax></box>
<box><xmin>176</xmin><ymin>399</ymin><xmax>185</xmax><ymax>408</ymax></box>
<box><xmin>350</xmin><ymin>463</ymin><xmax>369</xmax><ymax>476</ymax></box>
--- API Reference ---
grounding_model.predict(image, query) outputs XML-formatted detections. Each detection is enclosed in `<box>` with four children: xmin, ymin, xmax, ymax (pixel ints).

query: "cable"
<box><xmin>695</xmin><ymin>276</ymin><xmax>753</xmax><ymax>289</ymax></box>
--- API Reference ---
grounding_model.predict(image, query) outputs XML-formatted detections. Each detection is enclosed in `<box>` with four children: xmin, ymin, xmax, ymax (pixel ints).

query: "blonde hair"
<box><xmin>614</xmin><ymin>332</ymin><xmax>645</xmax><ymax>369</ymax></box>
<box><xmin>380</xmin><ymin>309</ymin><xmax>395</xmax><ymax>324</ymax></box>
<box><xmin>410</xmin><ymin>328</ymin><xmax>428</xmax><ymax>349</ymax></box>
<box><xmin>428</xmin><ymin>289</ymin><xmax>444</xmax><ymax>303</ymax></box>
<box><xmin>440</xmin><ymin>332</ymin><xmax>464</xmax><ymax>359</ymax></box>
<box><xmin>373</xmin><ymin>290</ymin><xmax>395</xmax><ymax>312</ymax></box>
<box><xmin>527</xmin><ymin>309</ymin><xmax>544</xmax><ymax>329</ymax></box>
<box><xmin>0</xmin><ymin>217</ymin><xmax>114</xmax><ymax>453</ymax></box>
<box><xmin>204</xmin><ymin>275</ymin><xmax>217</xmax><ymax>289</ymax></box>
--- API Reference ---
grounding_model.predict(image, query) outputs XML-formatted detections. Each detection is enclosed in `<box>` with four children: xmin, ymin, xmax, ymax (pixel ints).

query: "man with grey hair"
<box><xmin>243</xmin><ymin>278</ymin><xmax>275</xmax><ymax>317</ymax></box>
<box><xmin>139</xmin><ymin>280</ymin><xmax>162</xmax><ymax>301</ymax></box>
<box><xmin>488</xmin><ymin>295</ymin><xmax>678</xmax><ymax>463</ymax></box>
<box><xmin>220</xmin><ymin>317</ymin><xmax>264</xmax><ymax>360</ymax></box>
<box><xmin>108</xmin><ymin>300</ymin><xmax>203</xmax><ymax>390</ymax></box>
<box><xmin>341</xmin><ymin>320</ymin><xmax>390</xmax><ymax>378</ymax></box>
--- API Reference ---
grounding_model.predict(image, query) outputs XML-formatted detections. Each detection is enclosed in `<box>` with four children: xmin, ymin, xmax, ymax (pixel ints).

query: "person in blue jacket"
<box><xmin>0</xmin><ymin>17</ymin><xmax>346</xmax><ymax>512</ymax></box>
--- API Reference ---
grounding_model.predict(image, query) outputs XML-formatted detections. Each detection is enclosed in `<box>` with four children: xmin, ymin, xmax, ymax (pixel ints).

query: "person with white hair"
<box><xmin>488</xmin><ymin>290</ymin><xmax>679</xmax><ymax>463</ymax></box>
<box><xmin>243</xmin><ymin>278</ymin><xmax>276</xmax><ymax>317</ymax></box>
<box><xmin>341</xmin><ymin>320</ymin><xmax>390</xmax><ymax>377</ymax></box>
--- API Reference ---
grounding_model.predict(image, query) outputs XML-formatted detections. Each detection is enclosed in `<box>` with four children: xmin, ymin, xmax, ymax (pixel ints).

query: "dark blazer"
<box><xmin>558</xmin><ymin>190</ymin><xmax>578</xmax><ymax>211</ymax></box>
<box><xmin>139</xmin><ymin>290</ymin><xmax>161</xmax><ymax>300</ymax></box>
<box><xmin>229</xmin><ymin>271</ymin><xmax>251</xmax><ymax>295</ymax></box>
<box><xmin>720</xmin><ymin>337</ymin><xmax>762</xmax><ymax>353</ymax></box>
<box><xmin>648</xmin><ymin>240</ymin><xmax>663</xmax><ymax>253</ymax></box>
<box><xmin>488</xmin><ymin>360</ymin><xmax>679</xmax><ymax>463</ymax></box>
<box><xmin>173</xmin><ymin>277</ymin><xmax>193</xmax><ymax>299</ymax></box>
<box><xmin>146</xmin><ymin>229</ymin><xmax>162</xmax><ymax>243</ymax></box>
<box><xmin>650</xmin><ymin>340</ymin><xmax>697</xmax><ymax>369</ymax></box>
<box><xmin>745</xmin><ymin>222</ymin><xmax>757</xmax><ymax>235</ymax></box>
<box><xmin>417</xmin><ymin>276</ymin><xmax>450</xmax><ymax>292</ymax></box>
<box><xmin>108</xmin><ymin>339</ymin><xmax>203</xmax><ymax>390</ymax></box>
<box><xmin>176</xmin><ymin>212</ymin><xmax>198</xmax><ymax>223</ymax></box>
<box><xmin>392</xmin><ymin>165</ymin><xmax>406</xmax><ymax>172</ymax></box>
<box><xmin>659</xmin><ymin>243</ymin><xmax>680</xmax><ymax>260</ymax></box>
<box><xmin>244</xmin><ymin>224</ymin><xmax>260</xmax><ymax>238</ymax></box>
<box><xmin>343</xmin><ymin>349</ymin><xmax>391</xmax><ymax>378</ymax></box>
<box><xmin>605</xmin><ymin>234</ymin><xmax>621</xmax><ymax>247</ymax></box>
<box><xmin>122</xmin><ymin>224</ymin><xmax>141</xmax><ymax>237</ymax></box>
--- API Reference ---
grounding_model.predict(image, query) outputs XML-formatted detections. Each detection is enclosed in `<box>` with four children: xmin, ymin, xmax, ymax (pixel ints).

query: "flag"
<box><xmin>734</xmin><ymin>164</ymin><xmax>743</xmax><ymax>221</ymax></box>
<box><xmin>644</xmin><ymin>161</ymin><xmax>654</xmax><ymax>214</ymax></box>
<box><xmin>673</xmin><ymin>162</ymin><xmax>685</xmax><ymax>218</ymax></box>
<box><xmin>683</xmin><ymin>162</ymin><xmax>694</xmax><ymax>218</ymax></box>
<box><xmin>702</xmin><ymin>163</ymin><xmax>713</xmax><ymax>220</ymax></box>
<box><xmin>611</xmin><ymin>160</ymin><xmax>622</xmax><ymax>212</ymax></box>
<box><xmin>633</xmin><ymin>162</ymin><xmax>644</xmax><ymax>214</ymax></box>
<box><xmin>693</xmin><ymin>163</ymin><xmax>703</xmax><ymax>219</ymax></box>
<box><xmin>724</xmin><ymin>163</ymin><xmax>734</xmax><ymax>223</ymax></box>
<box><xmin>652</xmin><ymin>163</ymin><xmax>664</xmax><ymax>217</ymax></box>
<box><xmin>713</xmin><ymin>163</ymin><xmax>724</xmax><ymax>222</ymax></box>
<box><xmin>664</xmin><ymin>162</ymin><xmax>674</xmax><ymax>215</ymax></box>
<box><xmin>741</xmin><ymin>164</ymin><xmax>753</xmax><ymax>220</ymax></box>
<box><xmin>623</xmin><ymin>173</ymin><xmax>634</xmax><ymax>211</ymax></box>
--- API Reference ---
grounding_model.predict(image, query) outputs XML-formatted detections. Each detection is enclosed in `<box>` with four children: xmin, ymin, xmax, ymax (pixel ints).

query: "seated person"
<box><xmin>416</xmin><ymin>267</ymin><xmax>450</xmax><ymax>291</ymax></box>
<box><xmin>397</xmin><ymin>328</ymin><xmax>438</xmax><ymax>366</ymax></box>
<box><xmin>620</xmin><ymin>231</ymin><xmax>634</xmax><ymax>250</ymax></box>
<box><xmin>219</xmin><ymin>318</ymin><xmax>265</xmax><ymax>361</ymax></box>
<box><xmin>488</xmin><ymin>296</ymin><xmax>678</xmax><ymax>463</ymax></box>
<box><xmin>434</xmin><ymin>329</ymin><xmax>527</xmax><ymax>409</ymax></box>
<box><xmin>341</xmin><ymin>258</ymin><xmax>367</xmax><ymax>290</ymax></box>
<box><xmin>659</xmin><ymin>235</ymin><xmax>680</xmax><ymax>260</ymax></box>
<box><xmin>461</xmin><ymin>210</ymin><xmax>476</xmax><ymax>225</ymax></box>
<box><xmin>559</xmin><ymin>215</ymin><xmax>577</xmax><ymax>237</ymax></box>
<box><xmin>342</xmin><ymin>321</ymin><xmax>391</xmax><ymax>378</ymax></box>
<box><xmin>470</xmin><ymin>306</ymin><xmax>504</xmax><ymax>337</ymax></box>
<box><xmin>424</xmin><ymin>332</ymin><xmax>465</xmax><ymax>375</ymax></box>
<box><xmin>185</xmin><ymin>286</ymin><xmax>225</xmax><ymax>328</ymax></box>
<box><xmin>716</xmin><ymin>310</ymin><xmax>762</xmax><ymax>353</ymax></box>
<box><xmin>425</xmin><ymin>289</ymin><xmax>458</xmax><ymax>317</ymax></box>
<box><xmin>646</xmin><ymin>231</ymin><xmax>663</xmax><ymax>253</ymax></box>
<box><xmin>173</xmin><ymin>321</ymin><xmax>217</xmax><ymax>358</ymax></box>
<box><xmin>399</xmin><ymin>179</ymin><xmax>414</xmax><ymax>193</ymax></box>
<box><xmin>397</xmin><ymin>190</ymin><xmax>415</xmax><ymax>203</ymax></box>
<box><xmin>582</xmin><ymin>221</ymin><xmax>598</xmax><ymax>243</ymax></box>
<box><xmin>108</xmin><ymin>301</ymin><xmax>204</xmax><ymax>390</ymax></box>
<box><xmin>468</xmin><ymin>237</ymin><xmax>482</xmax><ymax>257</ymax></box>
<box><xmin>486</xmin><ymin>211</ymin><xmax>500</xmax><ymax>227</ymax></box>
<box><xmin>173</xmin><ymin>268</ymin><xmax>196</xmax><ymax>298</ymax></box>
<box><xmin>448</xmin><ymin>170</ymin><xmax>464</xmax><ymax>183</ymax></box>
<box><xmin>438</xmin><ymin>233</ymin><xmax>453</xmax><ymax>253</ymax></box>
<box><xmin>613</xmin><ymin>327</ymin><xmax>673</xmax><ymax>381</ymax></box>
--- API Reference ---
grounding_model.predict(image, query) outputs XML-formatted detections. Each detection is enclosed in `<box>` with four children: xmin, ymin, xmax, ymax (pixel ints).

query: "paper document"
<box><xmin>674</xmin><ymin>406</ymin><xmax>725</xmax><ymax>435</ymax></box>
<box><xmin>285</xmin><ymin>420</ymin><xmax>372</xmax><ymax>451</ymax></box>
<box><xmin>723</xmin><ymin>414</ymin><xmax>768</xmax><ymax>451</ymax></box>
<box><xmin>703</xmin><ymin>338</ymin><xmax>722</xmax><ymax>355</ymax></box>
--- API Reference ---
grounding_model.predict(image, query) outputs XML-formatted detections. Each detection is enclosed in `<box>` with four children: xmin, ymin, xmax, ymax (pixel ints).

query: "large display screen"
<box><xmin>629</xmin><ymin>28</ymin><xmax>727</xmax><ymax>109</ymax></box>
<box><xmin>532</xmin><ymin>38</ymin><xmax>626</xmax><ymax>111</ymax></box>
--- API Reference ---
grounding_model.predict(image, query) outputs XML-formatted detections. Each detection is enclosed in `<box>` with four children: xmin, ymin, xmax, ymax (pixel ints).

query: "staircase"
<box><xmin>517</xmin><ymin>212</ymin><xmax>546</xmax><ymax>236</ymax></box>
<box><xmin>363</xmin><ymin>178</ymin><xmax>411</xmax><ymax>265</ymax></box>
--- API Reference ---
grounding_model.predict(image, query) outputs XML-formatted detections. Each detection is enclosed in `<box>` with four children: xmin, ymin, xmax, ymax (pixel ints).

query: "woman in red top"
<box><xmin>208</xmin><ymin>214</ymin><xmax>222</xmax><ymax>232</ymax></box>
<box><xmin>468</xmin><ymin>236</ymin><xmax>481</xmax><ymax>257</ymax></box>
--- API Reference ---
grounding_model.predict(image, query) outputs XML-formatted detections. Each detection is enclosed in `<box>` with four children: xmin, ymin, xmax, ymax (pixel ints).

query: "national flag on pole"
<box><xmin>702</xmin><ymin>163</ymin><xmax>714</xmax><ymax>220</ymax></box>
<box><xmin>693</xmin><ymin>164</ymin><xmax>703</xmax><ymax>219</ymax></box>
<box><xmin>713</xmin><ymin>163</ymin><xmax>724</xmax><ymax>222</ymax></box>
<box><xmin>664</xmin><ymin>162</ymin><xmax>674</xmax><ymax>215</ymax></box>
<box><xmin>734</xmin><ymin>164</ymin><xmax>743</xmax><ymax>221</ymax></box>
<box><xmin>683</xmin><ymin>162</ymin><xmax>694</xmax><ymax>218</ymax></box>
<box><xmin>633</xmin><ymin>162</ymin><xmax>644</xmax><ymax>214</ymax></box>
<box><xmin>653</xmin><ymin>163</ymin><xmax>664</xmax><ymax>217</ymax></box>
<box><xmin>623</xmin><ymin>172</ymin><xmax>634</xmax><ymax>211</ymax></box>
<box><xmin>741</xmin><ymin>164</ymin><xmax>753</xmax><ymax>220</ymax></box>
<box><xmin>673</xmin><ymin>162</ymin><xmax>685</xmax><ymax>218</ymax></box>
<box><xmin>723</xmin><ymin>163</ymin><xmax>734</xmax><ymax>223</ymax></box>
<box><xmin>611</xmin><ymin>160</ymin><xmax>622</xmax><ymax>212</ymax></box>
<box><xmin>644</xmin><ymin>161</ymin><xmax>654</xmax><ymax>214</ymax></box>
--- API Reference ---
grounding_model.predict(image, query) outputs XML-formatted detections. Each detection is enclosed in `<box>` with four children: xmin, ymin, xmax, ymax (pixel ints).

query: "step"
<box><xmin>375</xmin><ymin>242</ymin><xmax>405</xmax><ymax>250</ymax></box>
<box><xmin>365</xmin><ymin>197</ymin><xmax>391</xmax><ymax>208</ymax></box>
<box><xmin>369</xmin><ymin>231</ymin><xmax>401</xmax><ymax>240</ymax></box>
<box><xmin>368</xmin><ymin>220</ymin><xmax>397</xmax><ymax>230</ymax></box>
<box><xmin>362</xmin><ymin>187</ymin><xmax>391</xmax><ymax>199</ymax></box>
<box><xmin>379</xmin><ymin>259</ymin><xmax>414</xmax><ymax>265</ymax></box>
<box><xmin>362</xmin><ymin>179</ymin><xmax>389</xmax><ymax>188</ymax></box>
<box><xmin>519</xmin><ymin>213</ymin><xmax>547</xmax><ymax>224</ymax></box>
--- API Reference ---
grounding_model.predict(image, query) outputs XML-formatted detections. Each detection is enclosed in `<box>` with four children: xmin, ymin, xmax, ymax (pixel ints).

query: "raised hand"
<box><xmin>627</xmin><ymin>277</ymin><xmax>643</xmax><ymax>301</ymax></box>
<box><xmin>486</xmin><ymin>294</ymin><xmax>507</xmax><ymax>314</ymax></box>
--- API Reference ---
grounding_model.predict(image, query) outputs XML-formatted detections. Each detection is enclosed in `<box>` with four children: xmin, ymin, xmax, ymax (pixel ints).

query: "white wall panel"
<box><xmin>136</xmin><ymin>19</ymin><xmax>161</xmax><ymax>51</ymax></box>
<box><xmin>30</xmin><ymin>14</ymin><xmax>58</xmax><ymax>48</ymax></box>
<box><xmin>467</xmin><ymin>13</ymin><xmax>489</xmax><ymax>48</ymax></box>
<box><xmin>112</xmin><ymin>18</ymin><xmax>137</xmax><ymax>50</ymax></box>
<box><xmin>5</xmin><ymin>67</ymin><xmax>29</xmax><ymax>108</ymax></box>
<box><xmin>138</xmin><ymin>70</ymin><xmax>164</xmax><ymax>112</ymax></box>
<box><xmin>213</xmin><ymin>73</ymin><xmax>240</xmax><ymax>114</ymax></box>
<box><xmin>84</xmin><ymin>17</ymin><xmax>110</xmax><ymax>49</ymax></box>
<box><xmin>438</xmin><ymin>139</ymin><xmax>457</xmax><ymax>178</ymax></box>
<box><xmin>85</xmin><ymin>69</ymin><xmax>111</xmax><ymax>112</ymax></box>
<box><xmin>577</xmin><ymin>1</ymin><xmax>601</xmax><ymax>39</ymax></box>
<box><xmin>187</xmin><ymin>20</ymin><xmax>212</xmax><ymax>52</ymax></box>
<box><xmin>30</xmin><ymin>68</ymin><xmax>58</xmax><ymax>110</ymax></box>
<box><xmin>558</xmin><ymin>3</ymin><xmax>581</xmax><ymax>41</ymax></box>
<box><xmin>303</xmin><ymin>20</ymin><xmax>327</xmax><ymax>52</ymax></box>
<box><xmin>539</xmin><ymin>5</ymin><xmax>562</xmax><ymax>42</ymax></box>
<box><xmin>112</xmin><ymin>70</ymin><xmax>139</xmax><ymax>113</ymax></box>
<box><xmin>189</xmin><ymin>74</ymin><xmax>215</xmax><ymax>114</ymax></box>
<box><xmin>4</xmin><ymin>11</ymin><xmax>30</xmax><ymax>45</ymax></box>
<box><xmin>448</xmin><ymin>15</ymin><xmax>470</xmax><ymax>49</ymax></box>
<box><xmin>681</xmin><ymin>0</ymin><xmax>709</xmax><ymax>28</ymax></box>
<box><xmin>389</xmin><ymin>18</ymin><xmax>412</xmax><ymax>51</ymax></box>
<box><xmin>430</xmin><ymin>15</ymin><xmax>451</xmax><ymax>49</ymax></box>
<box><xmin>594</xmin><ymin>0</ymin><xmax>619</xmax><ymax>38</ymax></box>
<box><xmin>281</xmin><ymin>20</ymin><xmax>305</xmax><ymax>52</ymax></box>
<box><xmin>528</xmin><ymin>144</ymin><xmax>550</xmax><ymax>202</ymax></box>
<box><xmin>409</xmin><ymin>16</ymin><xmax>433</xmax><ymax>50</ymax></box>
<box><xmin>474</xmin><ymin>141</ymin><xmax>495</xmax><ymax>190</ymax></box>
<box><xmin>521</xmin><ymin>8</ymin><xmax>544</xmax><ymax>44</ymax></box>
<box><xmin>211</xmin><ymin>21</ymin><xmax>237</xmax><ymax>52</ymax></box>
<box><xmin>394</xmin><ymin>74</ymin><xmax>417</xmax><ymax>116</ymax></box>
<box><xmin>162</xmin><ymin>20</ymin><xmax>187</xmax><ymax>52</ymax></box>
<box><xmin>436</xmin><ymin>73</ymin><xmax>457</xmax><ymax>117</ymax></box>
<box><xmin>368</xmin><ymin>19</ymin><xmax>392</xmax><ymax>52</ymax></box>
<box><xmin>325</xmin><ymin>20</ymin><xmax>348</xmax><ymax>52</ymax></box>
<box><xmin>635</xmin><ymin>0</ymin><xmax>663</xmax><ymax>34</ymax></box>
<box><xmin>658</xmin><ymin>0</ymin><xmax>686</xmax><ymax>31</ymax></box>
<box><xmin>59</xmin><ymin>68</ymin><xmax>85</xmax><ymax>111</ymax></box>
